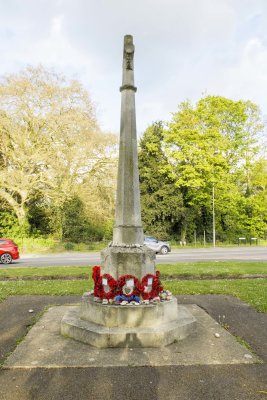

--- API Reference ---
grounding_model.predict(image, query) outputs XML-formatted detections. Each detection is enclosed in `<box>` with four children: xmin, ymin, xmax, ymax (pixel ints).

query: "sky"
<box><xmin>1</xmin><ymin>0</ymin><xmax>267</xmax><ymax>136</ymax></box>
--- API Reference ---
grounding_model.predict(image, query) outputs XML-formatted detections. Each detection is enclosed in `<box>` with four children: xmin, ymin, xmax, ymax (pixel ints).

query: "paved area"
<box><xmin>5</xmin><ymin>304</ymin><xmax>259</xmax><ymax>368</ymax></box>
<box><xmin>0</xmin><ymin>295</ymin><xmax>266</xmax><ymax>399</ymax></box>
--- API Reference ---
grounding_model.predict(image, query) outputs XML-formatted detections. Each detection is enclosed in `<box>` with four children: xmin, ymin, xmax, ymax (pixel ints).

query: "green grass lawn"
<box><xmin>0</xmin><ymin>261</ymin><xmax>266</xmax><ymax>313</ymax></box>
<box><xmin>164</xmin><ymin>279</ymin><xmax>267</xmax><ymax>313</ymax></box>
<box><xmin>1</xmin><ymin>261</ymin><xmax>266</xmax><ymax>279</ymax></box>
<box><xmin>0</xmin><ymin>266</ymin><xmax>90</xmax><ymax>279</ymax></box>
<box><xmin>158</xmin><ymin>261</ymin><xmax>267</xmax><ymax>278</ymax></box>
<box><xmin>0</xmin><ymin>278</ymin><xmax>266</xmax><ymax>312</ymax></box>
<box><xmin>0</xmin><ymin>279</ymin><xmax>89</xmax><ymax>300</ymax></box>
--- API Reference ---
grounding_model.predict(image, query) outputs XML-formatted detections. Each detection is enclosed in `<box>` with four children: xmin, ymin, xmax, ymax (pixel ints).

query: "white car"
<box><xmin>144</xmin><ymin>236</ymin><xmax>171</xmax><ymax>254</ymax></box>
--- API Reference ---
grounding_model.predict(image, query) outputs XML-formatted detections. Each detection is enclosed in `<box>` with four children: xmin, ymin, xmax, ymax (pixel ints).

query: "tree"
<box><xmin>61</xmin><ymin>196</ymin><xmax>104</xmax><ymax>242</ymax></box>
<box><xmin>236</xmin><ymin>158</ymin><xmax>267</xmax><ymax>238</ymax></box>
<box><xmin>163</xmin><ymin>95</ymin><xmax>266</xmax><ymax>242</ymax></box>
<box><xmin>139</xmin><ymin>122</ymin><xmax>183</xmax><ymax>239</ymax></box>
<box><xmin>0</xmin><ymin>66</ymin><xmax>117</xmax><ymax>238</ymax></box>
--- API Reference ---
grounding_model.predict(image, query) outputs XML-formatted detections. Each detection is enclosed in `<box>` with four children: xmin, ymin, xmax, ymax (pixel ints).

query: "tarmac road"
<box><xmin>6</xmin><ymin>246</ymin><xmax>267</xmax><ymax>267</ymax></box>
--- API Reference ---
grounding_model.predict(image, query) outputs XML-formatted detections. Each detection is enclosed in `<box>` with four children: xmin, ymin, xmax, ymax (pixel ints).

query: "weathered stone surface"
<box><xmin>112</xmin><ymin>34</ymin><xmax>143</xmax><ymax>247</ymax></box>
<box><xmin>100</xmin><ymin>244</ymin><xmax>155</xmax><ymax>279</ymax></box>
<box><xmin>80</xmin><ymin>295</ymin><xmax>178</xmax><ymax>328</ymax></box>
<box><xmin>99</xmin><ymin>35</ymin><xmax>149</xmax><ymax>279</ymax></box>
<box><xmin>61</xmin><ymin>304</ymin><xmax>197</xmax><ymax>348</ymax></box>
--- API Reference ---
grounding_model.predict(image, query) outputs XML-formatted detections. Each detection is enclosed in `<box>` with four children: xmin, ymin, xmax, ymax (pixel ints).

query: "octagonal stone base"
<box><xmin>61</xmin><ymin>295</ymin><xmax>197</xmax><ymax>348</ymax></box>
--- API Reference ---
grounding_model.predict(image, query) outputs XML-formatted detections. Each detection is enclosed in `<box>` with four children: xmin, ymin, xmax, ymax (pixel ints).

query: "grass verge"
<box><xmin>0</xmin><ymin>266</ymin><xmax>90</xmax><ymax>279</ymax></box>
<box><xmin>158</xmin><ymin>261</ymin><xmax>267</xmax><ymax>278</ymax></box>
<box><xmin>12</xmin><ymin>238</ymin><xmax>109</xmax><ymax>254</ymax></box>
<box><xmin>164</xmin><ymin>279</ymin><xmax>267</xmax><ymax>313</ymax></box>
<box><xmin>0</xmin><ymin>280</ymin><xmax>90</xmax><ymax>301</ymax></box>
<box><xmin>12</xmin><ymin>236</ymin><xmax>267</xmax><ymax>253</ymax></box>
<box><xmin>0</xmin><ymin>278</ymin><xmax>266</xmax><ymax>312</ymax></box>
<box><xmin>1</xmin><ymin>261</ymin><xmax>267</xmax><ymax>279</ymax></box>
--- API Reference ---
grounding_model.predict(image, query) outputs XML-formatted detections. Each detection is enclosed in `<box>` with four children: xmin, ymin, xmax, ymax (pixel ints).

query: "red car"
<box><xmin>0</xmin><ymin>238</ymin><xmax>20</xmax><ymax>264</ymax></box>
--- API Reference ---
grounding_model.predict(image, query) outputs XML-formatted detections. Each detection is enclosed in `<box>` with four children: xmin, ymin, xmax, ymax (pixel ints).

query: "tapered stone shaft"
<box><xmin>112</xmin><ymin>35</ymin><xmax>144</xmax><ymax>246</ymax></box>
<box><xmin>101</xmin><ymin>35</ymin><xmax>155</xmax><ymax>279</ymax></box>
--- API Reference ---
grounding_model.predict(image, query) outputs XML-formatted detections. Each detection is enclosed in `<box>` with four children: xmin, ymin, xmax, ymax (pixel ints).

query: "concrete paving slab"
<box><xmin>4</xmin><ymin>304</ymin><xmax>261</xmax><ymax>368</ymax></box>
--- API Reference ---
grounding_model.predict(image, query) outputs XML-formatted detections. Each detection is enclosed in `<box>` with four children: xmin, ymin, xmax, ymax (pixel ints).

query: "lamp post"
<box><xmin>212</xmin><ymin>181</ymin><xmax>216</xmax><ymax>248</ymax></box>
<box><xmin>212</xmin><ymin>151</ymin><xmax>219</xmax><ymax>248</ymax></box>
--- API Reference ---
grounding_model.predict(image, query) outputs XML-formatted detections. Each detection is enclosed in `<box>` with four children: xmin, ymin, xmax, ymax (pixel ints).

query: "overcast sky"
<box><xmin>1</xmin><ymin>0</ymin><xmax>267</xmax><ymax>135</ymax></box>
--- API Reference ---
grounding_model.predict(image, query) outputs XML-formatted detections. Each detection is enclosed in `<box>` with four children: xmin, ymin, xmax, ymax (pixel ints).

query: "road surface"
<box><xmin>3</xmin><ymin>246</ymin><xmax>267</xmax><ymax>267</ymax></box>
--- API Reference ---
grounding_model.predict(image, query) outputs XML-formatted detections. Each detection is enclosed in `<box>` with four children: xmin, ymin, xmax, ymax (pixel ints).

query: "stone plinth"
<box><xmin>101</xmin><ymin>245</ymin><xmax>155</xmax><ymax>279</ymax></box>
<box><xmin>80</xmin><ymin>293</ymin><xmax>178</xmax><ymax>328</ymax></box>
<box><xmin>61</xmin><ymin>295</ymin><xmax>197</xmax><ymax>348</ymax></box>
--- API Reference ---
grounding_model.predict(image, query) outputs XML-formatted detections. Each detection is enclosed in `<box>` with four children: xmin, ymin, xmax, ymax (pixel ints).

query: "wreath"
<box><xmin>141</xmin><ymin>271</ymin><xmax>163</xmax><ymax>300</ymax></box>
<box><xmin>92</xmin><ymin>266</ymin><xmax>118</xmax><ymax>299</ymax></box>
<box><xmin>92</xmin><ymin>266</ymin><xmax>102</xmax><ymax>298</ymax></box>
<box><xmin>101</xmin><ymin>273</ymin><xmax>118</xmax><ymax>299</ymax></box>
<box><xmin>117</xmin><ymin>274</ymin><xmax>140</xmax><ymax>297</ymax></box>
<box><xmin>92</xmin><ymin>267</ymin><xmax>164</xmax><ymax>301</ymax></box>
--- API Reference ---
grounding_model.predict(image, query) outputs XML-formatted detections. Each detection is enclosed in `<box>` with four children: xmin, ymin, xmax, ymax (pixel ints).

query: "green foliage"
<box><xmin>0</xmin><ymin>66</ymin><xmax>117</xmax><ymax>241</ymax></box>
<box><xmin>62</xmin><ymin>196</ymin><xmax>104</xmax><ymax>242</ymax></box>
<box><xmin>1</xmin><ymin>69</ymin><xmax>266</xmax><ymax>247</ymax></box>
<box><xmin>139</xmin><ymin>96</ymin><xmax>266</xmax><ymax>242</ymax></box>
<box><xmin>0</xmin><ymin>209</ymin><xmax>20</xmax><ymax>237</ymax></box>
<box><xmin>139</xmin><ymin>122</ymin><xmax>183</xmax><ymax>239</ymax></box>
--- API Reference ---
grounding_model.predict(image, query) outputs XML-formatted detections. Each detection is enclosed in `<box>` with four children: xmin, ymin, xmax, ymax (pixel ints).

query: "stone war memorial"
<box><xmin>4</xmin><ymin>36</ymin><xmax>260</xmax><ymax>373</ymax></box>
<box><xmin>61</xmin><ymin>35</ymin><xmax>196</xmax><ymax>348</ymax></box>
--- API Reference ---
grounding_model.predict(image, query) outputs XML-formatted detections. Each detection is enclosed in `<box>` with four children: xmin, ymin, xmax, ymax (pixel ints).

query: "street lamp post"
<box><xmin>212</xmin><ymin>181</ymin><xmax>216</xmax><ymax>248</ymax></box>
<box><xmin>212</xmin><ymin>150</ymin><xmax>219</xmax><ymax>248</ymax></box>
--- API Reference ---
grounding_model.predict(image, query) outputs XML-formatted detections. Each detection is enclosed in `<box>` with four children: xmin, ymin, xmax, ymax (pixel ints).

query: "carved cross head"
<box><xmin>124</xmin><ymin>35</ymin><xmax>134</xmax><ymax>70</ymax></box>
